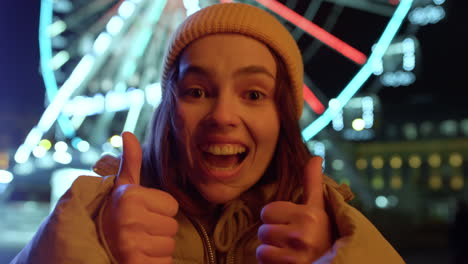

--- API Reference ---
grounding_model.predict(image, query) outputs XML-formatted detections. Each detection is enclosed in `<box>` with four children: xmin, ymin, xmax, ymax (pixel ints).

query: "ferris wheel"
<box><xmin>14</xmin><ymin>0</ymin><xmax>446</xmax><ymax>169</ymax></box>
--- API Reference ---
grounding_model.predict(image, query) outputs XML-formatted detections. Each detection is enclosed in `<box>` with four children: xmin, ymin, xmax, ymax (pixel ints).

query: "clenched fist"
<box><xmin>256</xmin><ymin>157</ymin><xmax>332</xmax><ymax>264</ymax></box>
<box><xmin>102</xmin><ymin>132</ymin><xmax>179</xmax><ymax>264</ymax></box>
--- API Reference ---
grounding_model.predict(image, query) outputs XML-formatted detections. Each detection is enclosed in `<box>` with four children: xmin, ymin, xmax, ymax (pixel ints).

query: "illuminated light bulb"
<box><xmin>32</xmin><ymin>146</ymin><xmax>47</xmax><ymax>158</ymax></box>
<box><xmin>390</xmin><ymin>174</ymin><xmax>403</xmax><ymax>190</ymax></box>
<box><xmin>77</xmin><ymin>141</ymin><xmax>90</xmax><ymax>153</ymax></box>
<box><xmin>390</xmin><ymin>155</ymin><xmax>403</xmax><ymax>169</ymax></box>
<box><xmin>145</xmin><ymin>82</ymin><xmax>162</xmax><ymax>107</ymax></box>
<box><xmin>110</xmin><ymin>135</ymin><xmax>123</xmax><ymax>148</ymax></box>
<box><xmin>449</xmin><ymin>153</ymin><xmax>463</xmax><ymax>167</ymax></box>
<box><xmin>53</xmin><ymin>151</ymin><xmax>72</xmax><ymax>165</ymax></box>
<box><xmin>409</xmin><ymin>155</ymin><xmax>421</xmax><ymax>168</ymax></box>
<box><xmin>352</xmin><ymin>118</ymin><xmax>365</xmax><ymax>131</ymax></box>
<box><xmin>450</xmin><ymin>175</ymin><xmax>463</xmax><ymax>191</ymax></box>
<box><xmin>14</xmin><ymin>145</ymin><xmax>30</xmax><ymax>164</ymax></box>
<box><xmin>93</xmin><ymin>32</ymin><xmax>111</xmax><ymax>55</ymax></box>
<box><xmin>428</xmin><ymin>153</ymin><xmax>441</xmax><ymax>168</ymax></box>
<box><xmin>356</xmin><ymin>158</ymin><xmax>368</xmax><ymax>170</ymax></box>
<box><xmin>332</xmin><ymin>159</ymin><xmax>344</xmax><ymax>171</ymax></box>
<box><xmin>55</xmin><ymin>141</ymin><xmax>68</xmax><ymax>152</ymax></box>
<box><xmin>429</xmin><ymin>174</ymin><xmax>442</xmax><ymax>190</ymax></box>
<box><xmin>106</xmin><ymin>16</ymin><xmax>124</xmax><ymax>36</ymax></box>
<box><xmin>0</xmin><ymin>170</ymin><xmax>14</xmax><ymax>184</ymax></box>
<box><xmin>375</xmin><ymin>196</ymin><xmax>388</xmax><ymax>208</ymax></box>
<box><xmin>372</xmin><ymin>156</ymin><xmax>384</xmax><ymax>169</ymax></box>
<box><xmin>372</xmin><ymin>174</ymin><xmax>384</xmax><ymax>190</ymax></box>
<box><xmin>119</xmin><ymin>1</ymin><xmax>136</xmax><ymax>19</ymax></box>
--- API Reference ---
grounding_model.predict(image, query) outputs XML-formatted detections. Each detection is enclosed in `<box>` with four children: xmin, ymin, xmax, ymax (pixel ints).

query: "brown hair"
<box><xmin>140</xmin><ymin>52</ymin><xmax>311</xmax><ymax>216</ymax></box>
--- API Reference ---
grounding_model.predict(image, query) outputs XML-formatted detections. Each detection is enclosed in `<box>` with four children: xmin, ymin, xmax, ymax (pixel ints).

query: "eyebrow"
<box><xmin>179</xmin><ymin>65</ymin><xmax>209</xmax><ymax>80</ymax></box>
<box><xmin>233</xmin><ymin>65</ymin><xmax>276</xmax><ymax>80</ymax></box>
<box><xmin>178</xmin><ymin>65</ymin><xmax>276</xmax><ymax>80</ymax></box>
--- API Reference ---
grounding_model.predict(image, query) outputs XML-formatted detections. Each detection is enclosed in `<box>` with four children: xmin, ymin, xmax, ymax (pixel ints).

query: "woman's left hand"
<box><xmin>256</xmin><ymin>157</ymin><xmax>332</xmax><ymax>264</ymax></box>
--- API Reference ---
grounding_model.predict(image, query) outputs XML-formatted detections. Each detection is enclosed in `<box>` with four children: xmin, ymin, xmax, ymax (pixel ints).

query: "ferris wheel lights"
<box><xmin>76</xmin><ymin>140</ymin><xmax>91</xmax><ymax>153</ymax></box>
<box><xmin>48</xmin><ymin>20</ymin><xmax>67</xmax><ymax>37</ymax></box>
<box><xmin>93</xmin><ymin>32</ymin><xmax>111</xmax><ymax>55</ymax></box>
<box><xmin>32</xmin><ymin>145</ymin><xmax>48</xmax><ymax>159</ymax></box>
<box><xmin>253</xmin><ymin>0</ymin><xmax>367</xmax><ymax>65</ymax></box>
<box><xmin>183</xmin><ymin>0</ymin><xmax>201</xmax><ymax>16</ymax></box>
<box><xmin>14</xmin><ymin>144</ymin><xmax>31</xmax><ymax>164</ymax></box>
<box><xmin>106</xmin><ymin>16</ymin><xmax>124</xmax><ymax>36</ymax></box>
<box><xmin>53</xmin><ymin>151</ymin><xmax>72</xmax><ymax>165</ymax></box>
<box><xmin>119</xmin><ymin>1</ymin><xmax>137</xmax><ymax>19</ymax></box>
<box><xmin>145</xmin><ymin>82</ymin><xmax>162</xmax><ymax>107</ymax></box>
<box><xmin>302</xmin><ymin>0</ymin><xmax>413</xmax><ymax>141</ymax></box>
<box><xmin>110</xmin><ymin>135</ymin><xmax>123</xmax><ymax>148</ymax></box>
<box><xmin>0</xmin><ymin>170</ymin><xmax>14</xmax><ymax>184</ymax></box>
<box><xmin>408</xmin><ymin>5</ymin><xmax>445</xmax><ymax>25</ymax></box>
<box><xmin>50</xmin><ymin>50</ymin><xmax>70</xmax><ymax>70</ymax></box>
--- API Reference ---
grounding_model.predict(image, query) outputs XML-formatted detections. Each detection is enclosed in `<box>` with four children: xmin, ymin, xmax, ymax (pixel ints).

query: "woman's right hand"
<box><xmin>102</xmin><ymin>132</ymin><xmax>179</xmax><ymax>264</ymax></box>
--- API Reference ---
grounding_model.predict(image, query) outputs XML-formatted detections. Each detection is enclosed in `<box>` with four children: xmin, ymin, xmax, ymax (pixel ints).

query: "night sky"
<box><xmin>0</xmin><ymin>2</ymin><xmax>45</xmax><ymax>114</ymax></box>
<box><xmin>0</xmin><ymin>2</ymin><xmax>44</xmax><ymax>148</ymax></box>
<box><xmin>0</xmin><ymin>1</ymin><xmax>466</xmax><ymax>149</ymax></box>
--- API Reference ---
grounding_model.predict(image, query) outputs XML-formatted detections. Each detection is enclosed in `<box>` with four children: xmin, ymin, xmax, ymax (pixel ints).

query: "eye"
<box><xmin>245</xmin><ymin>90</ymin><xmax>265</xmax><ymax>101</ymax></box>
<box><xmin>185</xmin><ymin>87</ymin><xmax>205</xmax><ymax>98</ymax></box>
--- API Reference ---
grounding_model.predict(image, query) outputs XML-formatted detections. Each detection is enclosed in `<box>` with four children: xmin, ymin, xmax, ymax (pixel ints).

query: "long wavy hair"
<box><xmin>140</xmin><ymin>50</ymin><xmax>312</xmax><ymax>216</ymax></box>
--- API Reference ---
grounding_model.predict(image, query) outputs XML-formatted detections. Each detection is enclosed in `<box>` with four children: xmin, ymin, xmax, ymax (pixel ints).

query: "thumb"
<box><xmin>302</xmin><ymin>156</ymin><xmax>324</xmax><ymax>208</ymax></box>
<box><xmin>116</xmin><ymin>131</ymin><xmax>142</xmax><ymax>186</ymax></box>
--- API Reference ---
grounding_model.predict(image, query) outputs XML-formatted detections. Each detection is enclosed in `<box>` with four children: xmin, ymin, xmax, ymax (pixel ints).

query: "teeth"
<box><xmin>201</xmin><ymin>144</ymin><xmax>246</xmax><ymax>155</ymax></box>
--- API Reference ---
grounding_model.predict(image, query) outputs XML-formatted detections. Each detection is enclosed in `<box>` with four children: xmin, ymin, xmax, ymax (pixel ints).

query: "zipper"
<box><xmin>193</xmin><ymin>219</ymin><xmax>217</xmax><ymax>264</ymax></box>
<box><xmin>227</xmin><ymin>244</ymin><xmax>237</xmax><ymax>264</ymax></box>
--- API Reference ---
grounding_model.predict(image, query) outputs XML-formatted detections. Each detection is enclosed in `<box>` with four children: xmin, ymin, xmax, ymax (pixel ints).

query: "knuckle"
<box><xmin>257</xmin><ymin>224</ymin><xmax>273</xmax><ymax>243</ymax></box>
<box><xmin>118</xmin><ymin>232</ymin><xmax>138</xmax><ymax>253</ymax></box>
<box><xmin>287</xmin><ymin>232</ymin><xmax>309</xmax><ymax>250</ymax></box>
<box><xmin>167</xmin><ymin>217</ymin><xmax>179</xmax><ymax>236</ymax></box>
<box><xmin>256</xmin><ymin>244</ymin><xmax>269</xmax><ymax>261</ymax></box>
<box><xmin>166</xmin><ymin>237</ymin><xmax>177</xmax><ymax>254</ymax></box>
<box><xmin>260</xmin><ymin>203</ymin><xmax>277</xmax><ymax>221</ymax></box>
<box><xmin>298</xmin><ymin>209</ymin><xmax>320</xmax><ymax>224</ymax></box>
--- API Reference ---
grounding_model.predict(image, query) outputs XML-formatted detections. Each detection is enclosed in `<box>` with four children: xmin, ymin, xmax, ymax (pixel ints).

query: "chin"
<box><xmin>199</xmin><ymin>187</ymin><xmax>244</xmax><ymax>205</ymax></box>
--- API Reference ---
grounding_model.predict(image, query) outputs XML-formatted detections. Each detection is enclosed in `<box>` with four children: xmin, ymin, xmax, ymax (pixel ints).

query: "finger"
<box><xmin>120</xmin><ymin>231</ymin><xmax>176</xmax><ymax>258</ymax></box>
<box><xmin>121</xmin><ymin>252</ymin><xmax>173</xmax><ymax>264</ymax></box>
<box><xmin>258</xmin><ymin>224</ymin><xmax>289</xmax><ymax>248</ymax></box>
<box><xmin>116</xmin><ymin>185</ymin><xmax>179</xmax><ymax>217</ymax></box>
<box><xmin>119</xmin><ymin>201</ymin><xmax>179</xmax><ymax>236</ymax></box>
<box><xmin>116</xmin><ymin>131</ymin><xmax>142</xmax><ymax>186</ymax></box>
<box><xmin>302</xmin><ymin>156</ymin><xmax>324</xmax><ymax>208</ymax></box>
<box><xmin>260</xmin><ymin>201</ymin><xmax>299</xmax><ymax>224</ymax></box>
<box><xmin>256</xmin><ymin>244</ymin><xmax>297</xmax><ymax>264</ymax></box>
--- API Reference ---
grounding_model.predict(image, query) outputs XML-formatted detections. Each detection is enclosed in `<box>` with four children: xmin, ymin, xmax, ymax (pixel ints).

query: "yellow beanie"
<box><xmin>161</xmin><ymin>2</ymin><xmax>304</xmax><ymax>117</ymax></box>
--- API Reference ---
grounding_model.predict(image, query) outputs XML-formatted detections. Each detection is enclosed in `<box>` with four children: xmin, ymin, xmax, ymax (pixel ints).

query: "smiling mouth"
<box><xmin>200</xmin><ymin>144</ymin><xmax>248</xmax><ymax>171</ymax></box>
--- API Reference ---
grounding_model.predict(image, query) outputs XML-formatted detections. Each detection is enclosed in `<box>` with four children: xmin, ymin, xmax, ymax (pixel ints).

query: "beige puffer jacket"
<box><xmin>11</xmin><ymin>157</ymin><xmax>404</xmax><ymax>264</ymax></box>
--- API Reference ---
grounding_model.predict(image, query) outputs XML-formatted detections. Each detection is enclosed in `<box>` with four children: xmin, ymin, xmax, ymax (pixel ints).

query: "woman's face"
<box><xmin>174</xmin><ymin>33</ymin><xmax>280</xmax><ymax>205</ymax></box>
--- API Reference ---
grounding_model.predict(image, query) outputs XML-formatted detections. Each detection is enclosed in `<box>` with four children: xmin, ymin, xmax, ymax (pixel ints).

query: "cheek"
<box><xmin>251</xmin><ymin>109</ymin><xmax>280</xmax><ymax>154</ymax></box>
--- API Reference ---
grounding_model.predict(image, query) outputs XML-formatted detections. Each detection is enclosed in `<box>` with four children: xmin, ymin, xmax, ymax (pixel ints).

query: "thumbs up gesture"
<box><xmin>102</xmin><ymin>132</ymin><xmax>179</xmax><ymax>264</ymax></box>
<box><xmin>256</xmin><ymin>157</ymin><xmax>332</xmax><ymax>263</ymax></box>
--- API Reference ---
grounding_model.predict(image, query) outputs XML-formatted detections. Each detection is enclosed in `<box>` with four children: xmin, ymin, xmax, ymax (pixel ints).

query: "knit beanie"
<box><xmin>161</xmin><ymin>2</ymin><xmax>304</xmax><ymax>117</ymax></box>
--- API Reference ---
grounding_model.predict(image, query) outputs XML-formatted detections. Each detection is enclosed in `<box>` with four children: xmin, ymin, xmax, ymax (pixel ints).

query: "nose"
<box><xmin>204</xmin><ymin>94</ymin><xmax>239</xmax><ymax>129</ymax></box>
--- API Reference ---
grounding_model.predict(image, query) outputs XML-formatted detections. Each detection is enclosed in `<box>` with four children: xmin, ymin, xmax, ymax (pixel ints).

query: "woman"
<box><xmin>11</xmin><ymin>3</ymin><xmax>404</xmax><ymax>264</ymax></box>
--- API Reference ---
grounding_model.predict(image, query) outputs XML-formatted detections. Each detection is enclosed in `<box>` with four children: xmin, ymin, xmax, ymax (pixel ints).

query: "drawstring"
<box><xmin>213</xmin><ymin>199</ymin><xmax>253</xmax><ymax>252</ymax></box>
